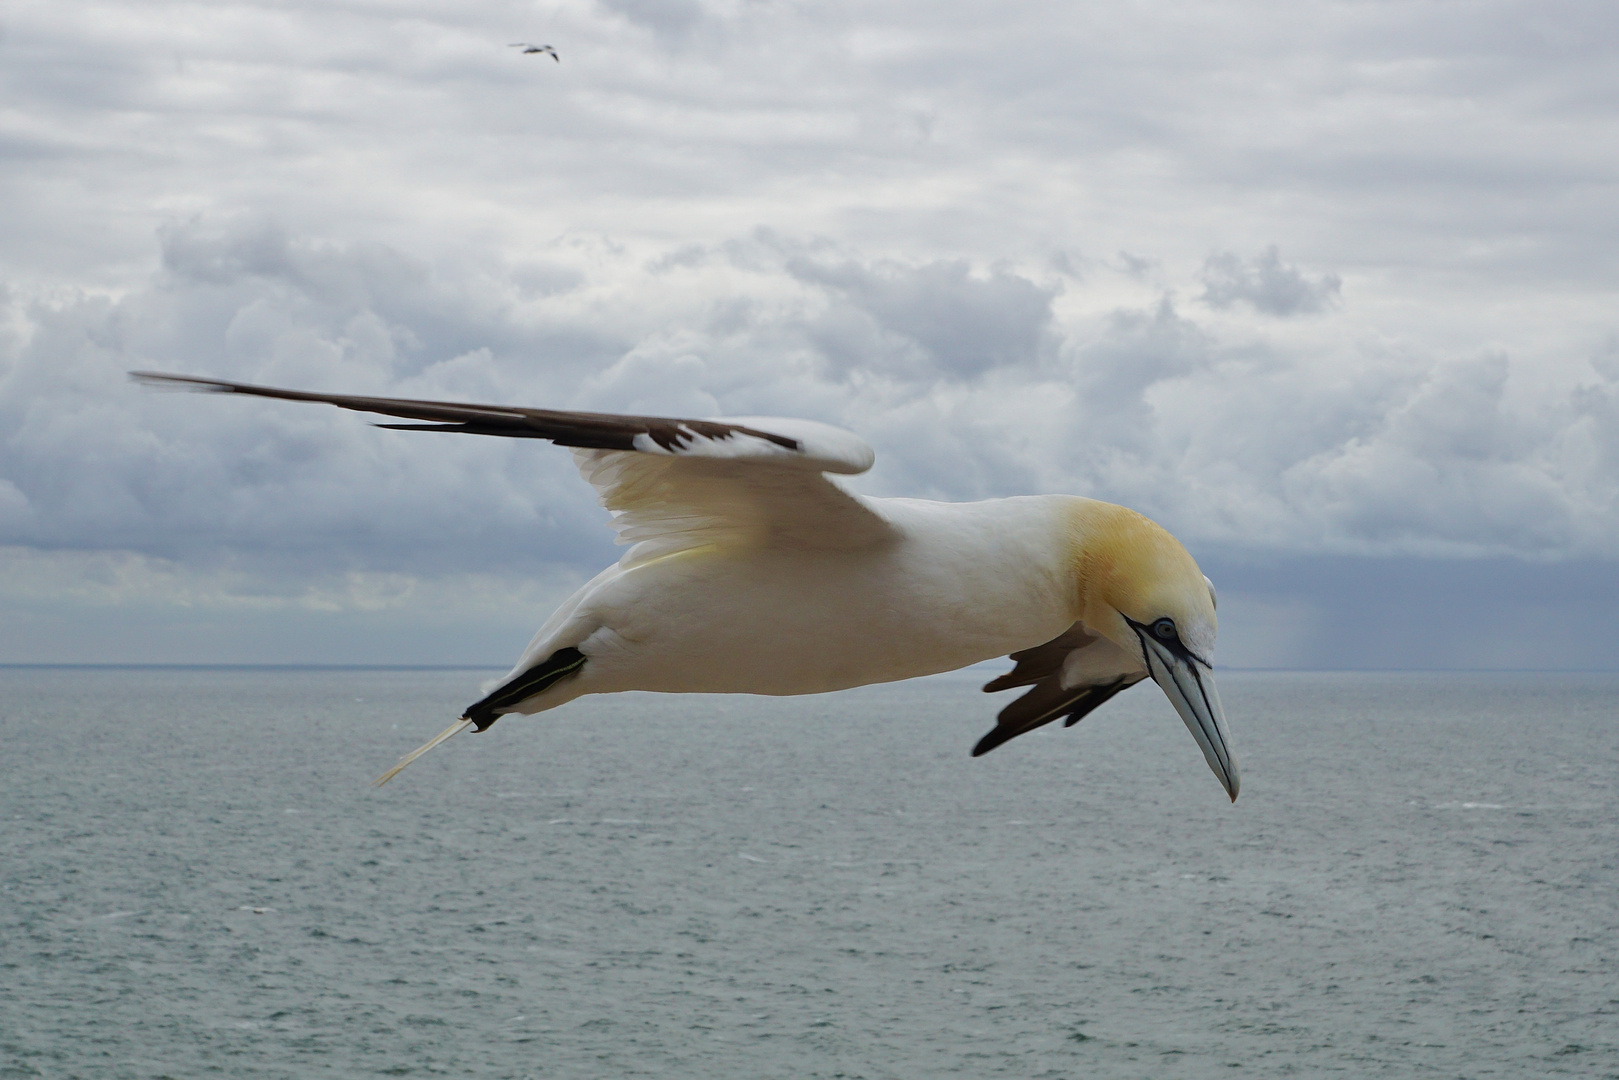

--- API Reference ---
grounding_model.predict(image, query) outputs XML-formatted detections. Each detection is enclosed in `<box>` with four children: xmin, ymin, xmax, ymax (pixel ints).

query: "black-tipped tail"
<box><xmin>464</xmin><ymin>647</ymin><xmax>587</xmax><ymax>731</ymax></box>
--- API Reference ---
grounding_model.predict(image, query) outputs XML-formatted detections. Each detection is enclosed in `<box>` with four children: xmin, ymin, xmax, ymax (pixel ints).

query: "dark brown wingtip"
<box><xmin>130</xmin><ymin>370</ymin><xmax>233</xmax><ymax>391</ymax></box>
<box><xmin>129</xmin><ymin>372</ymin><xmax>811</xmax><ymax>459</ymax></box>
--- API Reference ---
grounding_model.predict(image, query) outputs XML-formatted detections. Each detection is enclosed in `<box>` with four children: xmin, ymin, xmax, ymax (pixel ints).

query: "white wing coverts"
<box><xmin>574</xmin><ymin>423</ymin><xmax>895</xmax><ymax>567</ymax></box>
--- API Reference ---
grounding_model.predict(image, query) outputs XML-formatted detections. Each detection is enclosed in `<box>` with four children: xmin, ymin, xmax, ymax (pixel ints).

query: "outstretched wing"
<box><xmin>973</xmin><ymin>622</ymin><xmax>1146</xmax><ymax>756</ymax></box>
<box><xmin>131</xmin><ymin>372</ymin><xmax>898</xmax><ymax>564</ymax></box>
<box><xmin>571</xmin><ymin>436</ymin><xmax>897</xmax><ymax>565</ymax></box>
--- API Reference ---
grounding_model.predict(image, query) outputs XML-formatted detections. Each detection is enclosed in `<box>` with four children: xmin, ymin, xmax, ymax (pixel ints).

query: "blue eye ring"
<box><xmin>1152</xmin><ymin>618</ymin><xmax>1177</xmax><ymax>641</ymax></box>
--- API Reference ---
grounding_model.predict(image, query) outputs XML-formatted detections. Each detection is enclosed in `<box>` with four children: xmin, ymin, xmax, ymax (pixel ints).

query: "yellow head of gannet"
<box><xmin>1070</xmin><ymin>500</ymin><xmax>1239</xmax><ymax>800</ymax></box>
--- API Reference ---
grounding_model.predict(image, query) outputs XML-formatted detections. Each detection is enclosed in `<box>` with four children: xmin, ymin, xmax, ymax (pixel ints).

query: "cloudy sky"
<box><xmin>2</xmin><ymin>0</ymin><xmax>1617</xmax><ymax>668</ymax></box>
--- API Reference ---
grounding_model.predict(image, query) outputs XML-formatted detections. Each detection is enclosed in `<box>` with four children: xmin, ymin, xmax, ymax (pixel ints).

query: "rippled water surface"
<box><xmin>2</xmin><ymin>667</ymin><xmax>1617</xmax><ymax>1078</ymax></box>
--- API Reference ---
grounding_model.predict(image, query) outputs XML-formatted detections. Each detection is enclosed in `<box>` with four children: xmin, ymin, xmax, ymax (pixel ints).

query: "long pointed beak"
<box><xmin>1140</xmin><ymin>638</ymin><xmax>1240</xmax><ymax>801</ymax></box>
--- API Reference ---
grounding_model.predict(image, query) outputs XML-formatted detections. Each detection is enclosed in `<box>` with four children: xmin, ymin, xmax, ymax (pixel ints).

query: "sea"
<box><xmin>1</xmin><ymin>667</ymin><xmax>1615</xmax><ymax>1079</ymax></box>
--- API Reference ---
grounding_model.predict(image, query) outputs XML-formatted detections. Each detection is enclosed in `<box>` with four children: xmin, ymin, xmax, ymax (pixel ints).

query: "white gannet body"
<box><xmin>530</xmin><ymin>495</ymin><xmax>1080</xmax><ymax>701</ymax></box>
<box><xmin>132</xmin><ymin>372</ymin><xmax>1239</xmax><ymax>800</ymax></box>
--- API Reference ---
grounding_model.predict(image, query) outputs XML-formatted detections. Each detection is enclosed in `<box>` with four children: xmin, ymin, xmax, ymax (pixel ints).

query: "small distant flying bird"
<box><xmin>131</xmin><ymin>372</ymin><xmax>1239</xmax><ymax>801</ymax></box>
<box><xmin>509</xmin><ymin>43</ymin><xmax>559</xmax><ymax>61</ymax></box>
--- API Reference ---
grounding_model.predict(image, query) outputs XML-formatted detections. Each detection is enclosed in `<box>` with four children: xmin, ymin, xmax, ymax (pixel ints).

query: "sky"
<box><xmin>1</xmin><ymin>0</ymin><xmax>1617</xmax><ymax>668</ymax></box>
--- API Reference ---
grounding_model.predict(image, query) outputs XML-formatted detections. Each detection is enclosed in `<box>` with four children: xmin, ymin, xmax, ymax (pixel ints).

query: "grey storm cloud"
<box><xmin>1068</xmin><ymin>298</ymin><xmax>1209</xmax><ymax>438</ymax></box>
<box><xmin>1281</xmin><ymin>356</ymin><xmax>1577</xmax><ymax>554</ymax></box>
<box><xmin>1199</xmin><ymin>248</ymin><xmax>1342</xmax><ymax>317</ymax></box>
<box><xmin>0</xmin><ymin>223</ymin><xmax>627</xmax><ymax>575</ymax></box>
<box><xmin>786</xmin><ymin>256</ymin><xmax>1057</xmax><ymax>380</ymax></box>
<box><xmin>598</xmin><ymin>0</ymin><xmax>707</xmax><ymax>41</ymax></box>
<box><xmin>5</xmin><ymin>218</ymin><xmax>1615</xmax><ymax>575</ymax></box>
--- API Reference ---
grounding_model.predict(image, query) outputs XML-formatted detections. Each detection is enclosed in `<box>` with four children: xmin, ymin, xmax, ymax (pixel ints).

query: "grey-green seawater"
<box><xmin>2</xmin><ymin>668</ymin><xmax>1616</xmax><ymax>1078</ymax></box>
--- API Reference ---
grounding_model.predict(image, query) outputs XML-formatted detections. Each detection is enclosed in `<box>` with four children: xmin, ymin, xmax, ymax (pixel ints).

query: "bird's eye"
<box><xmin>1152</xmin><ymin>618</ymin><xmax>1177</xmax><ymax>641</ymax></box>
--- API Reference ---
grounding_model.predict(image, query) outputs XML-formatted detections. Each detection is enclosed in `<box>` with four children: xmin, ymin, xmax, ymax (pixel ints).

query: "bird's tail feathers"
<box><xmin>463</xmin><ymin>647</ymin><xmax>587</xmax><ymax>730</ymax></box>
<box><xmin>372</xmin><ymin>717</ymin><xmax>473</xmax><ymax>787</ymax></box>
<box><xmin>370</xmin><ymin>647</ymin><xmax>588</xmax><ymax>788</ymax></box>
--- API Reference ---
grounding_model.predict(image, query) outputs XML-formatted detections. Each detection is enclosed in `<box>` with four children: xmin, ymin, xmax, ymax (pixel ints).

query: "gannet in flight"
<box><xmin>131</xmin><ymin>372</ymin><xmax>1239</xmax><ymax>800</ymax></box>
<box><xmin>509</xmin><ymin>43</ymin><xmax>560</xmax><ymax>61</ymax></box>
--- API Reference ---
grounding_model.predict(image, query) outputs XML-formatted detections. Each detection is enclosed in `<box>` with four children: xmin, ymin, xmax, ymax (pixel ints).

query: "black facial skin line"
<box><xmin>1122</xmin><ymin>615</ymin><xmax>1212</xmax><ymax>669</ymax></box>
<box><xmin>1126</xmin><ymin>615</ymin><xmax>1234</xmax><ymax>771</ymax></box>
